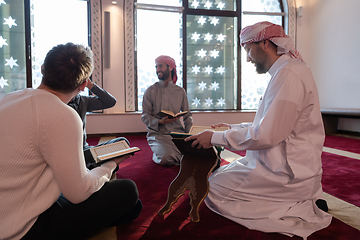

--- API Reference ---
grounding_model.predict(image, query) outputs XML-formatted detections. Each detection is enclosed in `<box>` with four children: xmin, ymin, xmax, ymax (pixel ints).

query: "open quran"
<box><xmin>157</xmin><ymin>110</ymin><xmax>188</xmax><ymax>119</ymax></box>
<box><xmin>90</xmin><ymin>140</ymin><xmax>140</xmax><ymax>164</ymax></box>
<box><xmin>170</xmin><ymin>125</ymin><xmax>229</xmax><ymax>152</ymax></box>
<box><xmin>170</xmin><ymin>125</ymin><xmax>229</xmax><ymax>138</ymax></box>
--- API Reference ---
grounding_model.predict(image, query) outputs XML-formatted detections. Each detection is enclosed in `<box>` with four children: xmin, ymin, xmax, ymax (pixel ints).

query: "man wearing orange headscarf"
<box><xmin>185</xmin><ymin>22</ymin><xmax>331</xmax><ymax>239</ymax></box>
<box><xmin>142</xmin><ymin>55</ymin><xmax>193</xmax><ymax>165</ymax></box>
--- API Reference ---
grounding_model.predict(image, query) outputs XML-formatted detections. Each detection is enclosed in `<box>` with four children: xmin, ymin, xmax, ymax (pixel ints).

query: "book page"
<box><xmin>97</xmin><ymin>147</ymin><xmax>140</xmax><ymax>161</ymax></box>
<box><xmin>92</xmin><ymin>141</ymin><xmax>129</xmax><ymax>157</ymax></box>
<box><xmin>189</xmin><ymin>126</ymin><xmax>229</xmax><ymax>135</ymax></box>
<box><xmin>160</xmin><ymin>110</ymin><xmax>175</xmax><ymax>116</ymax></box>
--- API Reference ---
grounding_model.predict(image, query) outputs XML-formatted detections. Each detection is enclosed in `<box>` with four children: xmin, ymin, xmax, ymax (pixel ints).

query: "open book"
<box><xmin>170</xmin><ymin>125</ymin><xmax>229</xmax><ymax>138</ymax></box>
<box><xmin>170</xmin><ymin>125</ymin><xmax>229</xmax><ymax>152</ymax></box>
<box><xmin>90</xmin><ymin>140</ymin><xmax>141</xmax><ymax>164</ymax></box>
<box><xmin>157</xmin><ymin>110</ymin><xmax>188</xmax><ymax>119</ymax></box>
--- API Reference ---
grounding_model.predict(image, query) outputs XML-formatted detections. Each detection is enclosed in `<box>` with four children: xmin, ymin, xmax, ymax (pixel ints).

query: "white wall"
<box><xmin>102</xmin><ymin>0</ymin><xmax>126</xmax><ymax>113</ymax></box>
<box><xmin>295</xmin><ymin>0</ymin><xmax>360</xmax><ymax>132</ymax></box>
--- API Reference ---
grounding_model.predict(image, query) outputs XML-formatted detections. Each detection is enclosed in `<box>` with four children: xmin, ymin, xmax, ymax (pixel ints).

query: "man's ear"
<box><xmin>168</xmin><ymin>66</ymin><xmax>173</xmax><ymax>73</ymax></box>
<box><xmin>262</xmin><ymin>40</ymin><xmax>270</xmax><ymax>49</ymax></box>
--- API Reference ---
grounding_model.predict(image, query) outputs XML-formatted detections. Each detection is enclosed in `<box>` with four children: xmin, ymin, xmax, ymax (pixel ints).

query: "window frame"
<box><xmin>22</xmin><ymin>0</ymin><xmax>100</xmax><ymax>88</ymax></box>
<box><xmin>183</xmin><ymin>0</ymin><xmax>242</xmax><ymax>109</ymax></box>
<box><xmin>125</xmin><ymin>0</ymin><xmax>297</xmax><ymax>112</ymax></box>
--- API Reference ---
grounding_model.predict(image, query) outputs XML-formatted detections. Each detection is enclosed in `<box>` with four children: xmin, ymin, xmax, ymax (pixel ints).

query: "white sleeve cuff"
<box><xmin>211</xmin><ymin>131</ymin><xmax>227</xmax><ymax>146</ymax></box>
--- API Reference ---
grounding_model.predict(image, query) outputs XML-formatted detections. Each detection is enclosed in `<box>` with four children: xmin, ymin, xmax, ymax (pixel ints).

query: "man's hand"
<box><xmin>185</xmin><ymin>130</ymin><xmax>214</xmax><ymax>149</ymax></box>
<box><xmin>111</xmin><ymin>154</ymin><xmax>132</xmax><ymax>165</ymax></box>
<box><xmin>86</xmin><ymin>79</ymin><xmax>94</xmax><ymax>90</ymax></box>
<box><xmin>158</xmin><ymin>116</ymin><xmax>180</xmax><ymax>125</ymax></box>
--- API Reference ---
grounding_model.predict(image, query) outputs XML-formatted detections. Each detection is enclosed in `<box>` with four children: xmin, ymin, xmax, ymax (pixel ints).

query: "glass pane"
<box><xmin>188</xmin><ymin>0</ymin><xmax>236</xmax><ymax>11</ymax></box>
<box><xmin>137</xmin><ymin>0</ymin><xmax>182</xmax><ymax>7</ymax></box>
<box><xmin>136</xmin><ymin>9</ymin><xmax>183</xmax><ymax>111</ymax></box>
<box><xmin>0</xmin><ymin>0</ymin><xmax>26</xmax><ymax>99</ymax></box>
<box><xmin>240</xmin><ymin>16</ymin><xmax>282</xmax><ymax>110</ymax></box>
<box><xmin>30</xmin><ymin>0</ymin><xmax>89</xmax><ymax>89</ymax></box>
<box><xmin>241</xmin><ymin>14</ymin><xmax>282</xmax><ymax>27</ymax></box>
<box><xmin>242</xmin><ymin>0</ymin><xmax>281</xmax><ymax>13</ymax></box>
<box><xmin>186</xmin><ymin>15</ymin><xmax>238</xmax><ymax>110</ymax></box>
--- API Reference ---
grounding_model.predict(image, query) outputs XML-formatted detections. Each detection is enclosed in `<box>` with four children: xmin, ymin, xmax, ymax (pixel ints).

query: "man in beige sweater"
<box><xmin>0</xmin><ymin>43</ymin><xmax>142</xmax><ymax>240</ymax></box>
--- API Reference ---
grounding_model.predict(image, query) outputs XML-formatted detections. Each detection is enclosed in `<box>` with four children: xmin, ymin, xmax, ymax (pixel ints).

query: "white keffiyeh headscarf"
<box><xmin>240</xmin><ymin>21</ymin><xmax>305</xmax><ymax>63</ymax></box>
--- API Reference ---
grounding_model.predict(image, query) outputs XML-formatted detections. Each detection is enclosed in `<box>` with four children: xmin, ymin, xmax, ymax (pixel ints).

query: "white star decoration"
<box><xmin>197</xmin><ymin>16</ymin><xmax>207</xmax><ymax>25</ymax></box>
<box><xmin>216</xmin><ymin>33</ymin><xmax>226</xmax><ymax>42</ymax></box>
<box><xmin>210</xmin><ymin>49</ymin><xmax>219</xmax><ymax>59</ymax></box>
<box><xmin>187</xmin><ymin>1</ymin><xmax>230</xmax><ymax>109</ymax></box>
<box><xmin>192</xmin><ymin>97</ymin><xmax>201</xmax><ymax>107</ymax></box>
<box><xmin>210</xmin><ymin>17</ymin><xmax>219</xmax><ymax>26</ymax></box>
<box><xmin>0</xmin><ymin>76</ymin><xmax>9</xmax><ymax>88</ymax></box>
<box><xmin>204</xmin><ymin>33</ymin><xmax>213</xmax><ymax>42</ymax></box>
<box><xmin>198</xmin><ymin>49</ymin><xmax>207</xmax><ymax>58</ymax></box>
<box><xmin>217</xmin><ymin>97</ymin><xmax>226</xmax><ymax>106</ymax></box>
<box><xmin>205</xmin><ymin>97</ymin><xmax>213</xmax><ymax>106</ymax></box>
<box><xmin>204</xmin><ymin>1</ymin><xmax>213</xmax><ymax>9</ymax></box>
<box><xmin>192</xmin><ymin>65</ymin><xmax>201</xmax><ymax>74</ymax></box>
<box><xmin>0</xmin><ymin>0</ymin><xmax>6</xmax><ymax>6</ymax></box>
<box><xmin>0</xmin><ymin>36</ymin><xmax>8</xmax><ymax>48</ymax></box>
<box><xmin>3</xmin><ymin>16</ymin><xmax>17</xmax><ymax>28</ymax></box>
<box><xmin>191</xmin><ymin>0</ymin><xmax>200</xmax><ymax>8</ymax></box>
<box><xmin>216</xmin><ymin>66</ymin><xmax>225</xmax><ymax>75</ymax></box>
<box><xmin>217</xmin><ymin>1</ymin><xmax>225</xmax><ymax>10</ymax></box>
<box><xmin>210</xmin><ymin>81</ymin><xmax>219</xmax><ymax>91</ymax></box>
<box><xmin>5</xmin><ymin>57</ymin><xmax>18</xmax><ymax>69</ymax></box>
<box><xmin>204</xmin><ymin>65</ymin><xmax>213</xmax><ymax>74</ymax></box>
<box><xmin>198</xmin><ymin>81</ymin><xmax>207</xmax><ymax>91</ymax></box>
<box><xmin>191</xmin><ymin>32</ymin><xmax>200</xmax><ymax>42</ymax></box>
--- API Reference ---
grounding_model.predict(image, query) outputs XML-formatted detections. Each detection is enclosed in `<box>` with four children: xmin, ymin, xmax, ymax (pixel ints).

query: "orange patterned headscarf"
<box><xmin>240</xmin><ymin>21</ymin><xmax>304</xmax><ymax>63</ymax></box>
<box><xmin>155</xmin><ymin>55</ymin><xmax>177</xmax><ymax>83</ymax></box>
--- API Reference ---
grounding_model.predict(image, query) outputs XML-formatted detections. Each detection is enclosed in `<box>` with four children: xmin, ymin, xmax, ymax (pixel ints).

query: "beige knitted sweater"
<box><xmin>0</xmin><ymin>89</ymin><xmax>116</xmax><ymax>240</ymax></box>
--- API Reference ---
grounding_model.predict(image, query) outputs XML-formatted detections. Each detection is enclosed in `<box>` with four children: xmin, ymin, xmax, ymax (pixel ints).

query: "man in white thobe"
<box><xmin>185</xmin><ymin>21</ymin><xmax>332</xmax><ymax>239</ymax></box>
<box><xmin>142</xmin><ymin>55</ymin><xmax>193</xmax><ymax>165</ymax></box>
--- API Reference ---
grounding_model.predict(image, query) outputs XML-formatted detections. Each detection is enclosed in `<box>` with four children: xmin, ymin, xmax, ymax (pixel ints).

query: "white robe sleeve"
<box><xmin>212</xmin><ymin>69</ymin><xmax>307</xmax><ymax>151</ymax></box>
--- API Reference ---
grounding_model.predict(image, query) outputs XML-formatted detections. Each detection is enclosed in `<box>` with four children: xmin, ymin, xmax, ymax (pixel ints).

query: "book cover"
<box><xmin>172</xmin><ymin>138</ymin><xmax>219</xmax><ymax>159</ymax></box>
<box><xmin>157</xmin><ymin>110</ymin><xmax>188</xmax><ymax>119</ymax></box>
<box><xmin>90</xmin><ymin>140</ymin><xmax>141</xmax><ymax>165</ymax></box>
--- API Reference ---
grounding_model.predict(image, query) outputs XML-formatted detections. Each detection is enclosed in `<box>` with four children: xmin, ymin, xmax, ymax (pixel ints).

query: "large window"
<box><xmin>30</xmin><ymin>0</ymin><xmax>89</xmax><ymax>89</ymax></box>
<box><xmin>0</xmin><ymin>0</ymin><xmax>90</xmax><ymax>99</ymax></box>
<box><xmin>135</xmin><ymin>0</ymin><xmax>287</xmax><ymax>111</ymax></box>
<box><xmin>0</xmin><ymin>0</ymin><xmax>26</xmax><ymax>99</ymax></box>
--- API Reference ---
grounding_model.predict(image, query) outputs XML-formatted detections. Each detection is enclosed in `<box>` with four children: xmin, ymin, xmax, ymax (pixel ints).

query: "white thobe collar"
<box><xmin>268</xmin><ymin>53</ymin><xmax>292</xmax><ymax>77</ymax></box>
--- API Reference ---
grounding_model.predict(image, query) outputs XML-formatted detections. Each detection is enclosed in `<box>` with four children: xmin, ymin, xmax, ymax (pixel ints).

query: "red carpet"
<box><xmin>87</xmin><ymin>134</ymin><xmax>360</xmax><ymax>239</ymax></box>
<box><xmin>324</xmin><ymin>135</ymin><xmax>360</xmax><ymax>154</ymax></box>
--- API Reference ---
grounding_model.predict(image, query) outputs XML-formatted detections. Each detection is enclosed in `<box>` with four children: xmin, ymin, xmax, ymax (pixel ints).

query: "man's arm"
<box><xmin>186</xmin><ymin>70</ymin><xmax>306</xmax><ymax>151</ymax></box>
<box><xmin>41</xmin><ymin>106</ymin><xmax>116</xmax><ymax>204</ymax></box>
<box><xmin>85</xmin><ymin>80</ymin><xmax>117</xmax><ymax>112</ymax></box>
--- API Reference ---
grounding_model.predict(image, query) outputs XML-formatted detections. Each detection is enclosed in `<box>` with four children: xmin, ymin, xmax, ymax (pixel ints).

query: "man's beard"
<box><xmin>157</xmin><ymin>68</ymin><xmax>171</xmax><ymax>81</ymax></box>
<box><xmin>255</xmin><ymin>61</ymin><xmax>267</xmax><ymax>74</ymax></box>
